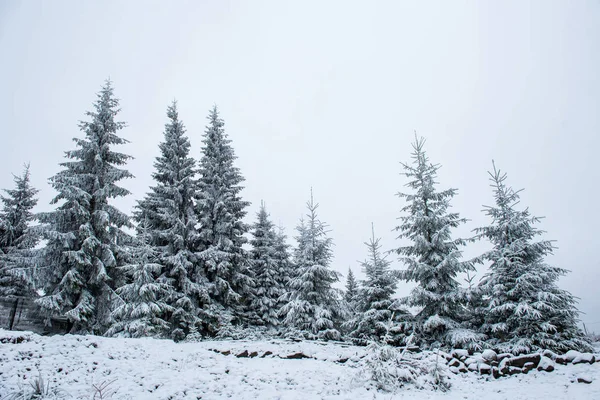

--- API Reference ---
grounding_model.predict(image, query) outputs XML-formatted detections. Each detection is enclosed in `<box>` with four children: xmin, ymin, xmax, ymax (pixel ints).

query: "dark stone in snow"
<box><xmin>572</xmin><ymin>353</ymin><xmax>595</xmax><ymax>364</ymax></box>
<box><xmin>537</xmin><ymin>356</ymin><xmax>555</xmax><ymax>372</ymax></box>
<box><xmin>336</xmin><ymin>358</ymin><xmax>349</xmax><ymax>364</ymax></box>
<box><xmin>577</xmin><ymin>376</ymin><xmax>592</xmax><ymax>384</ymax></box>
<box><xmin>542</xmin><ymin>349</ymin><xmax>558</xmax><ymax>360</ymax></box>
<box><xmin>479</xmin><ymin>364</ymin><xmax>492</xmax><ymax>375</ymax></box>
<box><xmin>261</xmin><ymin>351</ymin><xmax>273</xmax><ymax>358</ymax></box>
<box><xmin>492</xmin><ymin>367</ymin><xmax>501</xmax><ymax>379</ymax></box>
<box><xmin>220</xmin><ymin>350</ymin><xmax>231</xmax><ymax>356</ymax></box>
<box><xmin>508</xmin><ymin>354</ymin><xmax>541</xmax><ymax>369</ymax></box>
<box><xmin>497</xmin><ymin>353</ymin><xmax>512</xmax><ymax>362</ymax></box>
<box><xmin>448</xmin><ymin>358</ymin><xmax>461</xmax><ymax>368</ymax></box>
<box><xmin>508</xmin><ymin>366</ymin><xmax>523</xmax><ymax>375</ymax></box>
<box><xmin>482</xmin><ymin>349</ymin><xmax>497</xmax><ymax>362</ymax></box>
<box><xmin>286</xmin><ymin>352</ymin><xmax>310</xmax><ymax>359</ymax></box>
<box><xmin>236</xmin><ymin>350</ymin><xmax>249</xmax><ymax>358</ymax></box>
<box><xmin>522</xmin><ymin>362</ymin><xmax>535</xmax><ymax>373</ymax></box>
<box><xmin>249</xmin><ymin>351</ymin><xmax>259</xmax><ymax>358</ymax></box>
<box><xmin>555</xmin><ymin>356</ymin><xmax>568</xmax><ymax>365</ymax></box>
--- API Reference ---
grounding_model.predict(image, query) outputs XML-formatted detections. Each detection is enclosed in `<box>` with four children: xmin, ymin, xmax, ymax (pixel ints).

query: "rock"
<box><xmin>479</xmin><ymin>363</ymin><xmax>492</xmax><ymax>375</ymax></box>
<box><xmin>249</xmin><ymin>351</ymin><xmax>259</xmax><ymax>358</ymax></box>
<box><xmin>261</xmin><ymin>351</ymin><xmax>273</xmax><ymax>358</ymax></box>
<box><xmin>537</xmin><ymin>356</ymin><xmax>555</xmax><ymax>372</ymax></box>
<box><xmin>220</xmin><ymin>350</ymin><xmax>231</xmax><ymax>356</ymax></box>
<box><xmin>572</xmin><ymin>353</ymin><xmax>595</xmax><ymax>365</ymax></box>
<box><xmin>482</xmin><ymin>349</ymin><xmax>497</xmax><ymax>362</ymax></box>
<box><xmin>542</xmin><ymin>349</ymin><xmax>558</xmax><ymax>360</ymax></box>
<box><xmin>464</xmin><ymin>357</ymin><xmax>479</xmax><ymax>366</ymax></box>
<box><xmin>564</xmin><ymin>350</ymin><xmax>581</xmax><ymax>363</ymax></box>
<box><xmin>286</xmin><ymin>352</ymin><xmax>310</xmax><ymax>360</ymax></box>
<box><xmin>492</xmin><ymin>367</ymin><xmax>502</xmax><ymax>379</ymax></box>
<box><xmin>468</xmin><ymin>363</ymin><xmax>479</xmax><ymax>372</ymax></box>
<box><xmin>452</xmin><ymin>349</ymin><xmax>469</xmax><ymax>360</ymax></box>
<box><xmin>555</xmin><ymin>356</ymin><xmax>568</xmax><ymax>365</ymax></box>
<box><xmin>577</xmin><ymin>375</ymin><xmax>592</xmax><ymax>384</ymax></box>
<box><xmin>497</xmin><ymin>353</ymin><xmax>512</xmax><ymax>362</ymax></box>
<box><xmin>236</xmin><ymin>350</ymin><xmax>249</xmax><ymax>358</ymax></box>
<box><xmin>458</xmin><ymin>363</ymin><xmax>468</xmax><ymax>373</ymax></box>
<box><xmin>508</xmin><ymin>354</ymin><xmax>541</xmax><ymax>369</ymax></box>
<box><xmin>522</xmin><ymin>362</ymin><xmax>535</xmax><ymax>373</ymax></box>
<box><xmin>335</xmin><ymin>358</ymin><xmax>349</xmax><ymax>364</ymax></box>
<box><xmin>449</xmin><ymin>366</ymin><xmax>460</xmax><ymax>375</ymax></box>
<box><xmin>508</xmin><ymin>366</ymin><xmax>523</xmax><ymax>376</ymax></box>
<box><xmin>498</xmin><ymin>357</ymin><xmax>510</xmax><ymax>372</ymax></box>
<box><xmin>448</xmin><ymin>358</ymin><xmax>461</xmax><ymax>368</ymax></box>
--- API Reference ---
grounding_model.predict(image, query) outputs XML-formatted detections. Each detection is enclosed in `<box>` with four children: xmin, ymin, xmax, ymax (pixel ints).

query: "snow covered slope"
<box><xmin>1</xmin><ymin>330</ymin><xmax>598</xmax><ymax>399</ymax></box>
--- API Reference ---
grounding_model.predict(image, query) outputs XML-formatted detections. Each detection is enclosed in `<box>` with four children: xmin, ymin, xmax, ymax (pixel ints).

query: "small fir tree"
<box><xmin>345</xmin><ymin>267</ymin><xmax>358</xmax><ymax>306</ymax></box>
<box><xmin>280</xmin><ymin>190</ymin><xmax>343</xmax><ymax>339</ymax></box>
<box><xmin>348</xmin><ymin>225</ymin><xmax>409</xmax><ymax>344</ymax></box>
<box><xmin>248</xmin><ymin>202</ymin><xmax>285</xmax><ymax>327</ymax></box>
<box><xmin>0</xmin><ymin>164</ymin><xmax>40</xmax><ymax>296</ymax></box>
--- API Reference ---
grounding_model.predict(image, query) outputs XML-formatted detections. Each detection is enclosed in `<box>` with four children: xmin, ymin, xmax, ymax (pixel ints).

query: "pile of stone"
<box><xmin>443</xmin><ymin>348</ymin><xmax>598</xmax><ymax>379</ymax></box>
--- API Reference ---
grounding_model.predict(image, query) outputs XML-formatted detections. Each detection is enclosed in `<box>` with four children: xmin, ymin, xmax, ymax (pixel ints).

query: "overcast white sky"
<box><xmin>1</xmin><ymin>1</ymin><xmax>599</xmax><ymax>329</ymax></box>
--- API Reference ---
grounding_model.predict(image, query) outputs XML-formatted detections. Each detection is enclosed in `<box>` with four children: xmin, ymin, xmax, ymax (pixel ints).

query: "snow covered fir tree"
<box><xmin>344</xmin><ymin>267</ymin><xmax>358</xmax><ymax>310</ymax></box>
<box><xmin>35</xmin><ymin>80</ymin><xmax>134</xmax><ymax>334</ymax></box>
<box><xmin>195</xmin><ymin>106</ymin><xmax>254</xmax><ymax>333</ymax></box>
<box><xmin>393</xmin><ymin>135</ymin><xmax>478</xmax><ymax>349</ymax></box>
<box><xmin>280</xmin><ymin>190</ymin><xmax>344</xmax><ymax>340</ymax></box>
<box><xmin>133</xmin><ymin>101</ymin><xmax>208</xmax><ymax>341</ymax></box>
<box><xmin>474</xmin><ymin>163</ymin><xmax>591</xmax><ymax>353</ymax></box>
<box><xmin>248</xmin><ymin>202</ymin><xmax>288</xmax><ymax>328</ymax></box>
<box><xmin>347</xmin><ymin>225</ymin><xmax>408</xmax><ymax>345</ymax></box>
<box><xmin>0</xmin><ymin>164</ymin><xmax>39</xmax><ymax>296</ymax></box>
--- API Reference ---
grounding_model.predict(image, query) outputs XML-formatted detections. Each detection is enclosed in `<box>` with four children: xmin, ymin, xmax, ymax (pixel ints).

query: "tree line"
<box><xmin>0</xmin><ymin>81</ymin><xmax>590</xmax><ymax>354</ymax></box>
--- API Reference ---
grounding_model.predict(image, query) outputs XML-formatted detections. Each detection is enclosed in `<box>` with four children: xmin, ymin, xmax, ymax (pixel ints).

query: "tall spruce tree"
<box><xmin>248</xmin><ymin>202</ymin><xmax>285</xmax><ymax>327</ymax></box>
<box><xmin>348</xmin><ymin>225</ymin><xmax>407</xmax><ymax>344</ymax></box>
<box><xmin>475</xmin><ymin>163</ymin><xmax>591</xmax><ymax>353</ymax></box>
<box><xmin>0</xmin><ymin>164</ymin><xmax>40</xmax><ymax>296</ymax></box>
<box><xmin>280</xmin><ymin>190</ymin><xmax>343</xmax><ymax>339</ymax></box>
<box><xmin>106</xmin><ymin>224</ymin><xmax>172</xmax><ymax>338</ymax></box>
<box><xmin>393</xmin><ymin>135</ymin><xmax>474</xmax><ymax>347</ymax></box>
<box><xmin>195</xmin><ymin>106</ymin><xmax>253</xmax><ymax>330</ymax></box>
<box><xmin>134</xmin><ymin>101</ymin><xmax>208</xmax><ymax>341</ymax></box>
<box><xmin>36</xmin><ymin>81</ymin><xmax>133</xmax><ymax>334</ymax></box>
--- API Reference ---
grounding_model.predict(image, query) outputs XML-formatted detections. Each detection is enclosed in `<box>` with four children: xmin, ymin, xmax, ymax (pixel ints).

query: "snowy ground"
<box><xmin>1</xmin><ymin>330</ymin><xmax>599</xmax><ymax>400</ymax></box>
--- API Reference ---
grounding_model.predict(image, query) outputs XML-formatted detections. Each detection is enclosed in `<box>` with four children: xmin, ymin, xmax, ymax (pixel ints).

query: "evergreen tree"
<box><xmin>475</xmin><ymin>163</ymin><xmax>591</xmax><ymax>353</ymax></box>
<box><xmin>345</xmin><ymin>267</ymin><xmax>358</xmax><ymax>305</ymax></box>
<box><xmin>106</xmin><ymin>226</ymin><xmax>172</xmax><ymax>338</ymax></box>
<box><xmin>273</xmin><ymin>225</ymin><xmax>294</xmax><ymax>293</ymax></box>
<box><xmin>348</xmin><ymin>225</ymin><xmax>408</xmax><ymax>344</ymax></box>
<box><xmin>134</xmin><ymin>101</ymin><xmax>208</xmax><ymax>341</ymax></box>
<box><xmin>393</xmin><ymin>135</ymin><xmax>474</xmax><ymax>347</ymax></box>
<box><xmin>0</xmin><ymin>164</ymin><xmax>39</xmax><ymax>296</ymax></box>
<box><xmin>248</xmin><ymin>202</ymin><xmax>285</xmax><ymax>327</ymax></box>
<box><xmin>195</xmin><ymin>106</ymin><xmax>253</xmax><ymax>330</ymax></box>
<box><xmin>280</xmin><ymin>190</ymin><xmax>343</xmax><ymax>339</ymax></box>
<box><xmin>35</xmin><ymin>80</ymin><xmax>133</xmax><ymax>334</ymax></box>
